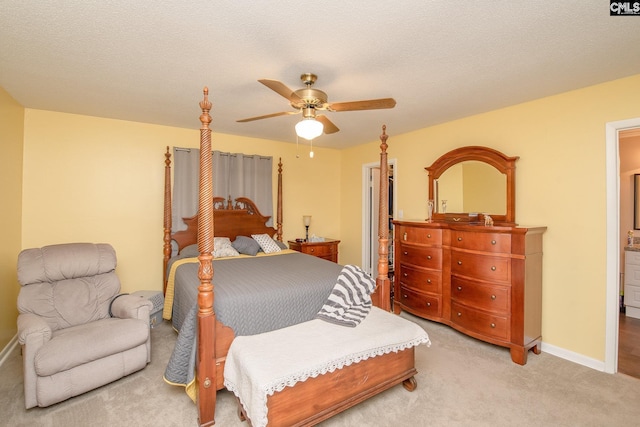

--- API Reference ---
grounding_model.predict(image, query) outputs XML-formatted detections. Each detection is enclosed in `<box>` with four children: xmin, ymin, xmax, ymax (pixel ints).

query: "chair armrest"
<box><xmin>110</xmin><ymin>294</ymin><xmax>153</xmax><ymax>321</ymax></box>
<box><xmin>17</xmin><ymin>313</ymin><xmax>51</xmax><ymax>346</ymax></box>
<box><xmin>17</xmin><ymin>313</ymin><xmax>52</xmax><ymax>408</ymax></box>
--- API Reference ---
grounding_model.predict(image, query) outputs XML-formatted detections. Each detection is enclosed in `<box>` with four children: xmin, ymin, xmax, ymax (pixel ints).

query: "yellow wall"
<box><xmin>0</xmin><ymin>87</ymin><xmax>24</xmax><ymax>349</ymax></box>
<box><xmin>341</xmin><ymin>74</ymin><xmax>640</xmax><ymax>362</ymax></box>
<box><xmin>4</xmin><ymin>73</ymin><xmax>640</xmax><ymax>363</ymax></box>
<box><xmin>21</xmin><ymin>110</ymin><xmax>341</xmax><ymax>294</ymax></box>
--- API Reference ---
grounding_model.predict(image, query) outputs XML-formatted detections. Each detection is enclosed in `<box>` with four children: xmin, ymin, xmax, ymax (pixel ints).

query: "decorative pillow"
<box><xmin>180</xmin><ymin>244</ymin><xmax>199</xmax><ymax>258</ymax></box>
<box><xmin>232</xmin><ymin>236</ymin><xmax>261</xmax><ymax>256</ymax></box>
<box><xmin>275</xmin><ymin>240</ymin><xmax>287</xmax><ymax>250</ymax></box>
<box><xmin>251</xmin><ymin>233</ymin><xmax>282</xmax><ymax>254</ymax></box>
<box><xmin>214</xmin><ymin>237</ymin><xmax>240</xmax><ymax>258</ymax></box>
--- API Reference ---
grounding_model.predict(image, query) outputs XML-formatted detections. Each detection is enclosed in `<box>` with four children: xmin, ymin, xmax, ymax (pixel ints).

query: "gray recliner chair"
<box><xmin>16</xmin><ymin>243</ymin><xmax>153</xmax><ymax>409</ymax></box>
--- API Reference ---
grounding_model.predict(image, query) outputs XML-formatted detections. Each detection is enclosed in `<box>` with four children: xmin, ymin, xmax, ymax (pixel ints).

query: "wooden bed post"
<box><xmin>196</xmin><ymin>88</ymin><xmax>216</xmax><ymax>427</ymax></box>
<box><xmin>163</xmin><ymin>146</ymin><xmax>172</xmax><ymax>294</ymax></box>
<box><xmin>373</xmin><ymin>125</ymin><xmax>391</xmax><ymax>311</ymax></box>
<box><xmin>276</xmin><ymin>158</ymin><xmax>283</xmax><ymax>241</ymax></box>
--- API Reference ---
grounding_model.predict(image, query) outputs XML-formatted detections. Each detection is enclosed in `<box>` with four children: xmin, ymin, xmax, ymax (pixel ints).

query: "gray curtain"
<box><xmin>172</xmin><ymin>148</ymin><xmax>273</xmax><ymax>233</ymax></box>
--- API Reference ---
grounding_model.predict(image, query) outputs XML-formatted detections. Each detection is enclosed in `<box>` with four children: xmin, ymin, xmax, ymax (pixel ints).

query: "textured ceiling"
<box><xmin>1</xmin><ymin>1</ymin><xmax>640</xmax><ymax>148</ymax></box>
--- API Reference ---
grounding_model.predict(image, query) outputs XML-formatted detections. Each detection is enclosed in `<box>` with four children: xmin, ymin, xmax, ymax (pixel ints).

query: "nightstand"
<box><xmin>288</xmin><ymin>239</ymin><xmax>340</xmax><ymax>263</ymax></box>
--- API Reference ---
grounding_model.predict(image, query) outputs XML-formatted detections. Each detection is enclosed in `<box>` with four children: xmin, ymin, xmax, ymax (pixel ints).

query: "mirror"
<box><xmin>426</xmin><ymin>146</ymin><xmax>518</xmax><ymax>225</ymax></box>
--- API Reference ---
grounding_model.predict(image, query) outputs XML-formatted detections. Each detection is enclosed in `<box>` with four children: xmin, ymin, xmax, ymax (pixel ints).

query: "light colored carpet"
<box><xmin>2</xmin><ymin>312</ymin><xmax>640</xmax><ymax>426</ymax></box>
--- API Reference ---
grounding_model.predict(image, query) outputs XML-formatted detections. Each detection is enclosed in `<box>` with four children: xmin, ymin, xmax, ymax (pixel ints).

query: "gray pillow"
<box><xmin>275</xmin><ymin>240</ymin><xmax>287</xmax><ymax>250</ymax></box>
<box><xmin>232</xmin><ymin>236</ymin><xmax>261</xmax><ymax>256</ymax></box>
<box><xmin>179</xmin><ymin>244</ymin><xmax>199</xmax><ymax>258</ymax></box>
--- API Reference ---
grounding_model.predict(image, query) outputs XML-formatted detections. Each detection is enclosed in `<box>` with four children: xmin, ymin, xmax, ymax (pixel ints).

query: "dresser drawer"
<box><xmin>398</xmin><ymin>286</ymin><xmax>441</xmax><ymax>317</ymax></box>
<box><xmin>397</xmin><ymin>225</ymin><xmax>442</xmax><ymax>245</ymax></box>
<box><xmin>626</xmin><ymin>250</ymin><xmax>640</xmax><ymax>266</ymax></box>
<box><xmin>451</xmin><ymin>231</ymin><xmax>511</xmax><ymax>253</ymax></box>
<box><xmin>625</xmin><ymin>284</ymin><xmax>640</xmax><ymax>308</ymax></box>
<box><xmin>451</xmin><ymin>277</ymin><xmax>509</xmax><ymax>314</ymax></box>
<box><xmin>398</xmin><ymin>264</ymin><xmax>441</xmax><ymax>293</ymax></box>
<box><xmin>451</xmin><ymin>301</ymin><xmax>509</xmax><ymax>341</ymax></box>
<box><xmin>451</xmin><ymin>250</ymin><xmax>510</xmax><ymax>282</ymax></box>
<box><xmin>625</xmin><ymin>262</ymin><xmax>640</xmax><ymax>286</ymax></box>
<box><xmin>398</xmin><ymin>244</ymin><xmax>441</xmax><ymax>269</ymax></box>
<box><xmin>303</xmin><ymin>244</ymin><xmax>335</xmax><ymax>257</ymax></box>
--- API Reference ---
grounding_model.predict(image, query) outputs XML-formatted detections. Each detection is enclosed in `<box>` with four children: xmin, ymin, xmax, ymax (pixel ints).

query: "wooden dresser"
<box><xmin>288</xmin><ymin>239</ymin><xmax>340</xmax><ymax>263</ymax></box>
<box><xmin>393</xmin><ymin>220</ymin><xmax>545</xmax><ymax>365</ymax></box>
<box><xmin>624</xmin><ymin>247</ymin><xmax>640</xmax><ymax>319</ymax></box>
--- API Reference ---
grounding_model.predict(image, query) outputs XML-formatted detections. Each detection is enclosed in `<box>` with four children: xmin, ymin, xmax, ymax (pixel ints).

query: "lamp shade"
<box><xmin>295</xmin><ymin>118</ymin><xmax>323</xmax><ymax>140</ymax></box>
<box><xmin>303</xmin><ymin>215</ymin><xmax>311</xmax><ymax>226</ymax></box>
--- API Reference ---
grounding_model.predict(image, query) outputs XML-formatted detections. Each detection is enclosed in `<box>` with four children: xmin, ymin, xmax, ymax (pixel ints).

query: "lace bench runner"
<box><xmin>224</xmin><ymin>307</ymin><xmax>431</xmax><ymax>427</ymax></box>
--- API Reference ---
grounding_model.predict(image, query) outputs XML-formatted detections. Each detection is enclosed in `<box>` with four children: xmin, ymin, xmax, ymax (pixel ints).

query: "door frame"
<box><xmin>605</xmin><ymin>117</ymin><xmax>640</xmax><ymax>373</ymax></box>
<box><xmin>362</xmin><ymin>158</ymin><xmax>397</xmax><ymax>276</ymax></box>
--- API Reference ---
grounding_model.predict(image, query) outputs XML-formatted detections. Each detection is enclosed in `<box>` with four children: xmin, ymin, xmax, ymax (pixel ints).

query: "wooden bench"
<box><xmin>223</xmin><ymin>307</ymin><xmax>430</xmax><ymax>427</ymax></box>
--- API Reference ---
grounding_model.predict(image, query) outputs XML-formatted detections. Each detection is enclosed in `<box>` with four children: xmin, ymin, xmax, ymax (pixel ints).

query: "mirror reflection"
<box><xmin>435</xmin><ymin>161</ymin><xmax>506</xmax><ymax>214</ymax></box>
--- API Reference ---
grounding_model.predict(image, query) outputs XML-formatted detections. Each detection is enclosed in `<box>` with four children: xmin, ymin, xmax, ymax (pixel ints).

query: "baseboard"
<box><xmin>541</xmin><ymin>341</ymin><xmax>605</xmax><ymax>372</ymax></box>
<box><xmin>0</xmin><ymin>334</ymin><xmax>18</xmax><ymax>368</ymax></box>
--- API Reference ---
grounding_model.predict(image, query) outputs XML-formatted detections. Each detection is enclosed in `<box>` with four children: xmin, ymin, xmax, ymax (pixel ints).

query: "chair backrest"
<box><xmin>17</xmin><ymin>243</ymin><xmax>120</xmax><ymax>332</ymax></box>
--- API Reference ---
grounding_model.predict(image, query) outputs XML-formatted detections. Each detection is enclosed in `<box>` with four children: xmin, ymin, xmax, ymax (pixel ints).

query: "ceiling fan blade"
<box><xmin>328</xmin><ymin>98</ymin><xmax>396</xmax><ymax>112</ymax></box>
<box><xmin>236</xmin><ymin>111</ymin><xmax>299</xmax><ymax>123</ymax></box>
<box><xmin>258</xmin><ymin>79</ymin><xmax>303</xmax><ymax>103</ymax></box>
<box><xmin>316</xmin><ymin>114</ymin><xmax>340</xmax><ymax>134</ymax></box>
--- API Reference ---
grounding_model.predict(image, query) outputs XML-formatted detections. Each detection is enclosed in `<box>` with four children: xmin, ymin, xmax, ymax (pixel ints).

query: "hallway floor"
<box><xmin>619</xmin><ymin>312</ymin><xmax>640</xmax><ymax>378</ymax></box>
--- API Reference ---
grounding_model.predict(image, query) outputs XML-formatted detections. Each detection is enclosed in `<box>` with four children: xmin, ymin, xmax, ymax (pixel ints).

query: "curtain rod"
<box><xmin>174</xmin><ymin>147</ymin><xmax>271</xmax><ymax>160</ymax></box>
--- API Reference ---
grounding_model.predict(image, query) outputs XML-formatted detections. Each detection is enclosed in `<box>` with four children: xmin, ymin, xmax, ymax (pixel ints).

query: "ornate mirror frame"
<box><xmin>426</xmin><ymin>146</ymin><xmax>519</xmax><ymax>225</ymax></box>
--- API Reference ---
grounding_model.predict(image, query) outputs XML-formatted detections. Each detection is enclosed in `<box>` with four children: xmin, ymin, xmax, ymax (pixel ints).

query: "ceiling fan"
<box><xmin>237</xmin><ymin>73</ymin><xmax>396</xmax><ymax>139</ymax></box>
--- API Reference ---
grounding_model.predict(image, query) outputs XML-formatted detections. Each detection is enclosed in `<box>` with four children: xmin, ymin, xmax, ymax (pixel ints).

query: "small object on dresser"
<box><xmin>427</xmin><ymin>199</ymin><xmax>434</xmax><ymax>222</ymax></box>
<box><xmin>628</xmin><ymin>230</ymin><xmax>634</xmax><ymax>247</ymax></box>
<box><xmin>484</xmin><ymin>214</ymin><xmax>494</xmax><ymax>226</ymax></box>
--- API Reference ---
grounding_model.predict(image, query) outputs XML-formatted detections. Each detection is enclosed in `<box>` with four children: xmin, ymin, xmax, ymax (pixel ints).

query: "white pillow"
<box><xmin>251</xmin><ymin>234</ymin><xmax>282</xmax><ymax>254</ymax></box>
<box><xmin>214</xmin><ymin>237</ymin><xmax>240</xmax><ymax>258</ymax></box>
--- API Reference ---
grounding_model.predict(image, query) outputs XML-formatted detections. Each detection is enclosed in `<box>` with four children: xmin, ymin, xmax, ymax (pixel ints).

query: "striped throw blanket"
<box><xmin>316</xmin><ymin>264</ymin><xmax>376</xmax><ymax>327</ymax></box>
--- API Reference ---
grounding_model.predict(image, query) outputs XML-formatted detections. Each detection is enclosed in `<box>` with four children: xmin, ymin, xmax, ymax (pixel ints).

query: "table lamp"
<box><xmin>303</xmin><ymin>215</ymin><xmax>311</xmax><ymax>241</ymax></box>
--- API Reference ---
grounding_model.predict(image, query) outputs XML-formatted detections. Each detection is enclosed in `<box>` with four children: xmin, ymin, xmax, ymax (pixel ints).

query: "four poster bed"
<box><xmin>161</xmin><ymin>88</ymin><xmax>429</xmax><ymax>426</ymax></box>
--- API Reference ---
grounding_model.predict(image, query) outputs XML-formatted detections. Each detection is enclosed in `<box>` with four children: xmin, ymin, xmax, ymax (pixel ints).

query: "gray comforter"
<box><xmin>164</xmin><ymin>251</ymin><xmax>343</xmax><ymax>388</ymax></box>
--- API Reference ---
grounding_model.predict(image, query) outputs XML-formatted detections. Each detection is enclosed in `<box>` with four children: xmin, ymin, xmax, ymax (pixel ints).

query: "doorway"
<box><xmin>616</xmin><ymin>127</ymin><xmax>640</xmax><ymax>377</ymax></box>
<box><xmin>362</xmin><ymin>159</ymin><xmax>396</xmax><ymax>278</ymax></box>
<box><xmin>605</xmin><ymin>118</ymin><xmax>640</xmax><ymax>374</ymax></box>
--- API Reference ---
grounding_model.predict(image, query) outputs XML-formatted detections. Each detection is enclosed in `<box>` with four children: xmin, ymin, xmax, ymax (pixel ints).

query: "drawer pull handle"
<box><xmin>310</xmin><ymin>248</ymin><xmax>315</xmax><ymax>252</ymax></box>
<box><xmin>457</xmin><ymin>312</ymin><xmax>462</xmax><ymax>317</ymax></box>
<box><xmin>427</xmin><ymin>279</ymin><xmax>431</xmax><ymax>284</ymax></box>
<box><xmin>403</xmin><ymin>273</ymin><xmax>408</xmax><ymax>277</ymax></box>
<box><xmin>491</xmin><ymin>266</ymin><xmax>496</xmax><ymax>271</ymax></box>
<box><xmin>491</xmin><ymin>294</ymin><xmax>496</xmax><ymax>300</ymax></box>
<box><xmin>457</xmin><ymin>237</ymin><xmax>463</xmax><ymax>241</ymax></box>
<box><xmin>490</xmin><ymin>323</ymin><xmax>496</xmax><ymax>328</ymax></box>
<box><xmin>404</xmin><ymin>251</ymin><xmax>408</xmax><ymax>255</ymax></box>
<box><xmin>403</xmin><ymin>232</ymin><xmax>407</xmax><ymax>241</ymax></box>
<box><xmin>457</xmin><ymin>286</ymin><xmax>462</xmax><ymax>291</ymax></box>
<box><xmin>491</xmin><ymin>240</ymin><xmax>497</xmax><ymax>245</ymax></box>
<box><xmin>426</xmin><ymin>302</ymin><xmax>431</xmax><ymax>307</ymax></box>
<box><xmin>427</xmin><ymin>234</ymin><xmax>431</xmax><ymax>238</ymax></box>
<box><xmin>427</xmin><ymin>255</ymin><xmax>432</xmax><ymax>260</ymax></box>
<box><xmin>403</xmin><ymin>294</ymin><xmax>408</xmax><ymax>298</ymax></box>
<box><xmin>457</xmin><ymin>261</ymin><xmax>462</xmax><ymax>265</ymax></box>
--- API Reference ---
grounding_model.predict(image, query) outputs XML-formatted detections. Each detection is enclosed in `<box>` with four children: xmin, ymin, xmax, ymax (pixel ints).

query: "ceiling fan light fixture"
<box><xmin>295</xmin><ymin>118</ymin><xmax>323</xmax><ymax>140</ymax></box>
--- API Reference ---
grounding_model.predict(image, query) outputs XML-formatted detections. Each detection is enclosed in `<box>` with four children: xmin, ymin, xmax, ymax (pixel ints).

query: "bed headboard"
<box><xmin>171</xmin><ymin>196</ymin><xmax>278</xmax><ymax>252</ymax></box>
<box><xmin>162</xmin><ymin>142</ymin><xmax>284</xmax><ymax>289</ymax></box>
